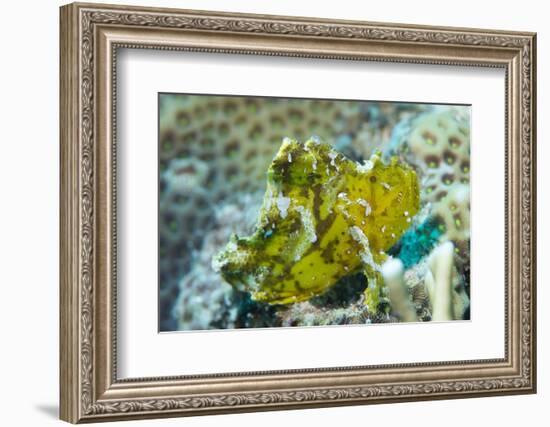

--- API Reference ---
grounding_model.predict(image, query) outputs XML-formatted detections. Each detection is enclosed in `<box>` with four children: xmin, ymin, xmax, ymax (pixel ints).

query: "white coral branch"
<box><xmin>425</xmin><ymin>241</ymin><xmax>455</xmax><ymax>321</ymax></box>
<box><xmin>382</xmin><ymin>258</ymin><xmax>417</xmax><ymax>322</ymax></box>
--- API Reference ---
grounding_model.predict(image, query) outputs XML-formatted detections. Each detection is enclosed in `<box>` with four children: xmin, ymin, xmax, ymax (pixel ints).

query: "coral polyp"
<box><xmin>213</xmin><ymin>137</ymin><xmax>420</xmax><ymax>313</ymax></box>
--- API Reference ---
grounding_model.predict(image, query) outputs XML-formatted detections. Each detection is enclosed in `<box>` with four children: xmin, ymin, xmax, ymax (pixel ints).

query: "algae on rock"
<box><xmin>213</xmin><ymin>137</ymin><xmax>420</xmax><ymax>316</ymax></box>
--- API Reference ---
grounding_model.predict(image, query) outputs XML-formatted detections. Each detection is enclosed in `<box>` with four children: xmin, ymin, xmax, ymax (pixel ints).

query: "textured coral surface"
<box><xmin>387</xmin><ymin>109</ymin><xmax>471</xmax><ymax>263</ymax></box>
<box><xmin>158</xmin><ymin>94</ymin><xmax>470</xmax><ymax>331</ymax></box>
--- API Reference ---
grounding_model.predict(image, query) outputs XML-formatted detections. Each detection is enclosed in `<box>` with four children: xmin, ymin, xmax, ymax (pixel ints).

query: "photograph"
<box><xmin>158</xmin><ymin>94</ymin><xmax>471</xmax><ymax>332</ymax></box>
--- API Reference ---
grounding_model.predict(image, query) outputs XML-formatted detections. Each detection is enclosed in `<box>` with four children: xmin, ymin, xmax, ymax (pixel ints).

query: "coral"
<box><xmin>159</xmin><ymin>95</ymin><xmax>429</xmax><ymax>181</ymax></box>
<box><xmin>159</xmin><ymin>94</ymin><xmax>368</xmax><ymax>196</ymax></box>
<box><xmin>386</xmin><ymin>108</ymin><xmax>471</xmax><ymax>265</ymax></box>
<box><xmin>381</xmin><ymin>241</ymin><xmax>470</xmax><ymax>323</ymax></box>
<box><xmin>277</xmin><ymin>299</ymin><xmax>395</xmax><ymax>327</ymax></box>
<box><xmin>388</xmin><ymin>108</ymin><xmax>470</xmax><ymax>205</ymax></box>
<box><xmin>382</xmin><ymin>258</ymin><xmax>418</xmax><ymax>322</ymax></box>
<box><xmin>407</xmin><ymin>242</ymin><xmax>469</xmax><ymax>321</ymax></box>
<box><xmin>424</xmin><ymin>241</ymin><xmax>454</xmax><ymax>321</ymax></box>
<box><xmin>389</xmin><ymin>216</ymin><xmax>443</xmax><ymax>269</ymax></box>
<box><xmin>424</xmin><ymin>241</ymin><xmax>470</xmax><ymax>321</ymax></box>
<box><xmin>173</xmin><ymin>193</ymin><xmax>265</xmax><ymax>330</ymax></box>
<box><xmin>276</xmin><ymin>272</ymin><xmax>400</xmax><ymax>326</ymax></box>
<box><xmin>431</xmin><ymin>183</ymin><xmax>470</xmax><ymax>262</ymax></box>
<box><xmin>213</xmin><ymin>137</ymin><xmax>420</xmax><ymax>315</ymax></box>
<box><xmin>159</xmin><ymin>158</ymin><xmax>213</xmax><ymax>263</ymax></box>
<box><xmin>159</xmin><ymin>159</ymin><xmax>218</xmax><ymax>329</ymax></box>
<box><xmin>353</xmin><ymin>103</ymin><xmax>430</xmax><ymax>160</ymax></box>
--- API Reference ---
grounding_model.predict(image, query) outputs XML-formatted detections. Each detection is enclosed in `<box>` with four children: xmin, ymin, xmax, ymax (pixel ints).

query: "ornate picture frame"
<box><xmin>60</xmin><ymin>2</ymin><xmax>536</xmax><ymax>423</ymax></box>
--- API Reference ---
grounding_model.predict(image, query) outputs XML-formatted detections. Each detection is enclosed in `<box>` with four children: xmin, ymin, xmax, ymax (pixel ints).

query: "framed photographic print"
<box><xmin>59</xmin><ymin>2</ymin><xmax>537</xmax><ymax>423</ymax></box>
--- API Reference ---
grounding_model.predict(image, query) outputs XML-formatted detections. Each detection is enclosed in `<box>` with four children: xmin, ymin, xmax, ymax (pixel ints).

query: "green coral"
<box><xmin>389</xmin><ymin>218</ymin><xmax>443</xmax><ymax>269</ymax></box>
<box><xmin>213</xmin><ymin>137</ymin><xmax>420</xmax><ymax>315</ymax></box>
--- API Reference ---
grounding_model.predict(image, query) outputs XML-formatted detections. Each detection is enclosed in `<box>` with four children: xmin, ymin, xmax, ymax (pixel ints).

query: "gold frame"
<box><xmin>59</xmin><ymin>2</ymin><xmax>537</xmax><ymax>423</ymax></box>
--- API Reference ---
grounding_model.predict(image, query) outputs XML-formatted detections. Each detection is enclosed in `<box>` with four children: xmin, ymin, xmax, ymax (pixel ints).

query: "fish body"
<box><xmin>213</xmin><ymin>137</ymin><xmax>419</xmax><ymax>313</ymax></box>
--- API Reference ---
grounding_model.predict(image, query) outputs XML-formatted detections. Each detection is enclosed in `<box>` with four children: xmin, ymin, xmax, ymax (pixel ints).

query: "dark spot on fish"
<box><xmin>321</xmin><ymin>240</ymin><xmax>337</xmax><ymax>263</ymax></box>
<box><xmin>292</xmin><ymin>279</ymin><xmax>307</xmax><ymax>293</ymax></box>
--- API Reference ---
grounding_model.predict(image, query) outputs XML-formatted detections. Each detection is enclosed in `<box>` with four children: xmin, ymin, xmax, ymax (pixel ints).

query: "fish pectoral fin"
<box><xmin>361</xmin><ymin>266</ymin><xmax>389</xmax><ymax>315</ymax></box>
